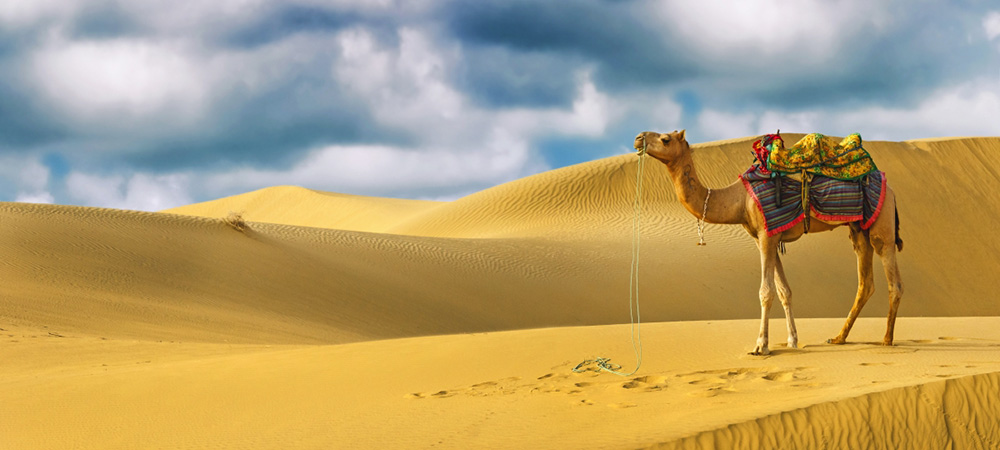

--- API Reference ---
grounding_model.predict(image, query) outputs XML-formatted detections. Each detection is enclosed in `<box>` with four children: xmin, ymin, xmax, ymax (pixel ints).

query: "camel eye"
<box><xmin>660</xmin><ymin>137</ymin><xmax>670</xmax><ymax>144</ymax></box>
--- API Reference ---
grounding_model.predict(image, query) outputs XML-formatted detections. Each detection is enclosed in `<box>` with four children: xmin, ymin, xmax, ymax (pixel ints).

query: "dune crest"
<box><xmin>164</xmin><ymin>185</ymin><xmax>442</xmax><ymax>232</ymax></box>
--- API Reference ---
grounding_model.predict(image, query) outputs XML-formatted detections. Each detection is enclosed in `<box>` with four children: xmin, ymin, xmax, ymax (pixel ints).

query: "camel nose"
<box><xmin>633</xmin><ymin>133</ymin><xmax>645</xmax><ymax>150</ymax></box>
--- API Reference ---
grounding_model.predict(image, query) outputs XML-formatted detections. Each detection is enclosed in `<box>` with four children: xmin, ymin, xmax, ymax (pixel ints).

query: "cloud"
<box><xmin>334</xmin><ymin>26</ymin><xmax>466</xmax><ymax>142</ymax></box>
<box><xmin>65</xmin><ymin>172</ymin><xmax>193</xmax><ymax>211</ymax></box>
<box><xmin>203</xmin><ymin>141</ymin><xmax>545</xmax><ymax>201</ymax></box>
<box><xmin>696</xmin><ymin>110</ymin><xmax>756</xmax><ymax>141</ymax></box>
<box><xmin>739</xmin><ymin>78</ymin><xmax>1000</xmax><ymax>140</ymax></box>
<box><xmin>0</xmin><ymin>0</ymin><xmax>998</xmax><ymax>210</ymax></box>
<box><xmin>29</xmin><ymin>37</ymin><xmax>209</xmax><ymax>132</ymax></box>
<box><xmin>0</xmin><ymin>0</ymin><xmax>82</xmax><ymax>27</ymax></box>
<box><xmin>14</xmin><ymin>191</ymin><xmax>55</xmax><ymax>204</ymax></box>
<box><xmin>985</xmin><ymin>11</ymin><xmax>1000</xmax><ymax>41</ymax></box>
<box><xmin>0</xmin><ymin>155</ymin><xmax>55</xmax><ymax>204</ymax></box>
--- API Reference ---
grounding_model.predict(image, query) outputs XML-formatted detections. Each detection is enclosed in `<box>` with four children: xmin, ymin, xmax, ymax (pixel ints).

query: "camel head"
<box><xmin>634</xmin><ymin>129</ymin><xmax>688</xmax><ymax>165</ymax></box>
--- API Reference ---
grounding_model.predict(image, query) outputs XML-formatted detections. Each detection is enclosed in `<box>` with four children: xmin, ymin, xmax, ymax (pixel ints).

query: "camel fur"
<box><xmin>635</xmin><ymin>129</ymin><xmax>904</xmax><ymax>356</ymax></box>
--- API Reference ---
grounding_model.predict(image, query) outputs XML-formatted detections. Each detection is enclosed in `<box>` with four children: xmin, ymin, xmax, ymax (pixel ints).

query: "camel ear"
<box><xmin>678</xmin><ymin>129</ymin><xmax>686</xmax><ymax>141</ymax></box>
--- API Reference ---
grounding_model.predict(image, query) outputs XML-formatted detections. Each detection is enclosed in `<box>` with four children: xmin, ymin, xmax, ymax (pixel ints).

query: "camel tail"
<box><xmin>894</xmin><ymin>200</ymin><xmax>903</xmax><ymax>252</ymax></box>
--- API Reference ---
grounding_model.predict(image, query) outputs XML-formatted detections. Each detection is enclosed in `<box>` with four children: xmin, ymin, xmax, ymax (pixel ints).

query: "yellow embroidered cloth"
<box><xmin>767</xmin><ymin>133</ymin><xmax>877</xmax><ymax>181</ymax></box>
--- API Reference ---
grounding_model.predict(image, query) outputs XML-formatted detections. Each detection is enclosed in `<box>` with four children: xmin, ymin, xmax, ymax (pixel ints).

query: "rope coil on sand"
<box><xmin>574</xmin><ymin>139</ymin><xmax>647</xmax><ymax>376</ymax></box>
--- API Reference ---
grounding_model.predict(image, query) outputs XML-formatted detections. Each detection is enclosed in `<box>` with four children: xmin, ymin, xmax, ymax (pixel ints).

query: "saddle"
<box><xmin>748</xmin><ymin>132</ymin><xmax>881</xmax><ymax>233</ymax></box>
<box><xmin>754</xmin><ymin>132</ymin><xmax>877</xmax><ymax>181</ymax></box>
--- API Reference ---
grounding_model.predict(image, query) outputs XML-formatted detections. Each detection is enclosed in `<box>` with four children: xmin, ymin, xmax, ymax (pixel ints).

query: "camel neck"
<box><xmin>662</xmin><ymin>148</ymin><xmax>746</xmax><ymax>225</ymax></box>
<box><xmin>664</xmin><ymin>150</ymin><xmax>709</xmax><ymax>214</ymax></box>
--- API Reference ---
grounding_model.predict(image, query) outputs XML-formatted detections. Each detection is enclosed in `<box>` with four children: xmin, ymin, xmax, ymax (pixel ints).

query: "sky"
<box><xmin>1</xmin><ymin>0</ymin><xmax>999</xmax><ymax>210</ymax></box>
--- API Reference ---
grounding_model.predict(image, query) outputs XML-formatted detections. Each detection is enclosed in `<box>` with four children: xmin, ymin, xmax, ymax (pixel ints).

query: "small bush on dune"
<box><xmin>223</xmin><ymin>211</ymin><xmax>248</xmax><ymax>233</ymax></box>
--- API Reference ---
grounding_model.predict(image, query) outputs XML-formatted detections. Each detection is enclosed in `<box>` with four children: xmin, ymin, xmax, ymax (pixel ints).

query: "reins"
<box><xmin>573</xmin><ymin>136</ymin><xmax>648</xmax><ymax>376</ymax></box>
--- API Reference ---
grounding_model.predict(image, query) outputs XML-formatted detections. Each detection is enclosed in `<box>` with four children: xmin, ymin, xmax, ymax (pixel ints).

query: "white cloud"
<box><xmin>203</xmin><ymin>139</ymin><xmax>546</xmax><ymax>200</ymax></box>
<box><xmin>335</xmin><ymin>26</ymin><xmax>624</xmax><ymax>145</ymax></box>
<box><xmin>15</xmin><ymin>191</ymin><xmax>55</xmax><ymax>204</ymax></box>
<box><xmin>0</xmin><ymin>155</ymin><xmax>54</xmax><ymax>204</ymax></box>
<box><xmin>697</xmin><ymin>110</ymin><xmax>756</xmax><ymax>141</ymax></box>
<box><xmin>984</xmin><ymin>11</ymin><xmax>1000</xmax><ymax>41</ymax></box>
<box><xmin>334</xmin><ymin>27</ymin><xmax>466</xmax><ymax>143</ymax></box>
<box><xmin>0</xmin><ymin>0</ymin><xmax>80</xmax><ymax>27</ymax></box>
<box><xmin>654</xmin><ymin>0</ymin><xmax>889</xmax><ymax>66</ymax></box>
<box><xmin>66</xmin><ymin>172</ymin><xmax>193</xmax><ymax>211</ymax></box>
<box><xmin>29</xmin><ymin>37</ymin><xmax>209</xmax><ymax>131</ymax></box>
<box><xmin>16</xmin><ymin>157</ymin><xmax>50</xmax><ymax>192</ymax></box>
<box><xmin>751</xmin><ymin>79</ymin><xmax>1000</xmax><ymax>140</ymax></box>
<box><xmin>756</xmin><ymin>110</ymin><xmax>822</xmax><ymax>136</ymax></box>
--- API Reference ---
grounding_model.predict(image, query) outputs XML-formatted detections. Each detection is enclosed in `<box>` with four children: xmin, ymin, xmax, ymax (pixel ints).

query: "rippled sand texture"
<box><xmin>3</xmin><ymin>135</ymin><xmax>1000</xmax><ymax>448</ymax></box>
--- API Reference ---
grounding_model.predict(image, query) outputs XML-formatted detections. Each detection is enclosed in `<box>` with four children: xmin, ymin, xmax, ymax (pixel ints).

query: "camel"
<box><xmin>634</xmin><ymin>129</ymin><xmax>903</xmax><ymax>356</ymax></box>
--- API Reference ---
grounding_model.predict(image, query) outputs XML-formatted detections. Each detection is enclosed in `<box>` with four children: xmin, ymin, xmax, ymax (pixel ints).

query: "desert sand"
<box><xmin>3</xmin><ymin>135</ymin><xmax>1000</xmax><ymax>448</ymax></box>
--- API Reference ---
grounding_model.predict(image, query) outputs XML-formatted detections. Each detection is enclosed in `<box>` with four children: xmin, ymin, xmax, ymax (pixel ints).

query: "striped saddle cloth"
<box><xmin>740</xmin><ymin>166</ymin><xmax>887</xmax><ymax>236</ymax></box>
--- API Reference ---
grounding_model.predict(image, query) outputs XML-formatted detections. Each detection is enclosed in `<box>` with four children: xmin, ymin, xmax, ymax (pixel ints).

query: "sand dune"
<box><xmin>4</xmin><ymin>134</ymin><xmax>1000</xmax><ymax>448</ymax></box>
<box><xmin>4</xmin><ymin>318</ymin><xmax>1000</xmax><ymax>448</ymax></box>
<box><xmin>165</xmin><ymin>185</ymin><xmax>442</xmax><ymax>233</ymax></box>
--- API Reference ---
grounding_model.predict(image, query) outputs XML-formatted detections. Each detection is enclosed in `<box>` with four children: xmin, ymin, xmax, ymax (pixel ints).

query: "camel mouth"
<box><xmin>633</xmin><ymin>134</ymin><xmax>645</xmax><ymax>151</ymax></box>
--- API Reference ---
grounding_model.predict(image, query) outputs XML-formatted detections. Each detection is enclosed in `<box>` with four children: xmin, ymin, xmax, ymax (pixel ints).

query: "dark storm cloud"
<box><xmin>0</xmin><ymin>81</ymin><xmax>69</xmax><ymax>148</ymax></box>
<box><xmin>69</xmin><ymin>2</ymin><xmax>143</xmax><ymax>39</ymax></box>
<box><xmin>739</xmin><ymin>6</ymin><xmax>999</xmax><ymax>110</ymax></box>
<box><xmin>222</xmin><ymin>4</ymin><xmax>359</xmax><ymax>49</ymax></box>
<box><xmin>444</xmin><ymin>0</ymin><xmax>699</xmax><ymax>95</ymax></box>
<box><xmin>119</xmin><ymin>89</ymin><xmax>384</xmax><ymax>173</ymax></box>
<box><xmin>444</xmin><ymin>0</ymin><xmax>998</xmax><ymax>112</ymax></box>
<box><xmin>455</xmin><ymin>46</ymin><xmax>582</xmax><ymax>108</ymax></box>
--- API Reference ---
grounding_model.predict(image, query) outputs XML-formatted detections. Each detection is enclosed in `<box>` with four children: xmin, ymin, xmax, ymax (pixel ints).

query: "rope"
<box><xmin>697</xmin><ymin>188</ymin><xmax>712</xmax><ymax>246</ymax></box>
<box><xmin>573</xmin><ymin>139</ymin><xmax>647</xmax><ymax>377</ymax></box>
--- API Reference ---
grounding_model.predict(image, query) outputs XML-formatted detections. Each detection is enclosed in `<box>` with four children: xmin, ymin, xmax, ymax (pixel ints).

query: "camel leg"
<box><xmin>828</xmin><ymin>224</ymin><xmax>875</xmax><ymax>345</ymax></box>
<box><xmin>774</xmin><ymin>255</ymin><xmax>798</xmax><ymax>349</ymax></box>
<box><xmin>751</xmin><ymin>234</ymin><xmax>779</xmax><ymax>355</ymax></box>
<box><xmin>870</xmin><ymin>194</ymin><xmax>904</xmax><ymax>346</ymax></box>
<box><xmin>875</xmin><ymin>237</ymin><xmax>903</xmax><ymax>346</ymax></box>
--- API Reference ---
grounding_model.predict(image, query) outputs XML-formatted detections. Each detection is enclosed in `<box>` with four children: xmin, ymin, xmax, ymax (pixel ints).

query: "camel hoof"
<box><xmin>881</xmin><ymin>340</ymin><xmax>894</xmax><ymax>347</ymax></box>
<box><xmin>827</xmin><ymin>338</ymin><xmax>846</xmax><ymax>345</ymax></box>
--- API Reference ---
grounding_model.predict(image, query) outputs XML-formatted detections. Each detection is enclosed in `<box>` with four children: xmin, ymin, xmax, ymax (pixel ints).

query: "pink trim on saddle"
<box><xmin>810</xmin><ymin>206</ymin><xmax>863</xmax><ymax>223</ymax></box>
<box><xmin>860</xmin><ymin>172</ymin><xmax>887</xmax><ymax>230</ymax></box>
<box><xmin>741</xmin><ymin>176</ymin><xmax>806</xmax><ymax>237</ymax></box>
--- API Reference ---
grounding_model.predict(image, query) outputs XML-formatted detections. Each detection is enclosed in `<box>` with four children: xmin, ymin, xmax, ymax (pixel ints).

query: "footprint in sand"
<box><xmin>608</xmin><ymin>402</ymin><xmax>637</xmax><ymax>409</ymax></box>
<box><xmin>687</xmin><ymin>386</ymin><xmax>735</xmax><ymax>398</ymax></box>
<box><xmin>411</xmin><ymin>377</ymin><xmax>522</xmax><ymax>399</ymax></box>
<box><xmin>678</xmin><ymin>366</ymin><xmax>815</xmax><ymax>396</ymax></box>
<box><xmin>620</xmin><ymin>375</ymin><xmax>669</xmax><ymax>392</ymax></box>
<box><xmin>859</xmin><ymin>362</ymin><xmax>896</xmax><ymax>367</ymax></box>
<box><xmin>761</xmin><ymin>371</ymin><xmax>796</xmax><ymax>382</ymax></box>
<box><xmin>865</xmin><ymin>347</ymin><xmax>918</xmax><ymax>354</ymax></box>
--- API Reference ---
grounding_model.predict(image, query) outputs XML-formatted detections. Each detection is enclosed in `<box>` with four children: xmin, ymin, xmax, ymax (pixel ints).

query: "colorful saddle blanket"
<box><xmin>754</xmin><ymin>132</ymin><xmax>877</xmax><ymax>180</ymax></box>
<box><xmin>741</xmin><ymin>166</ymin><xmax>887</xmax><ymax>236</ymax></box>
